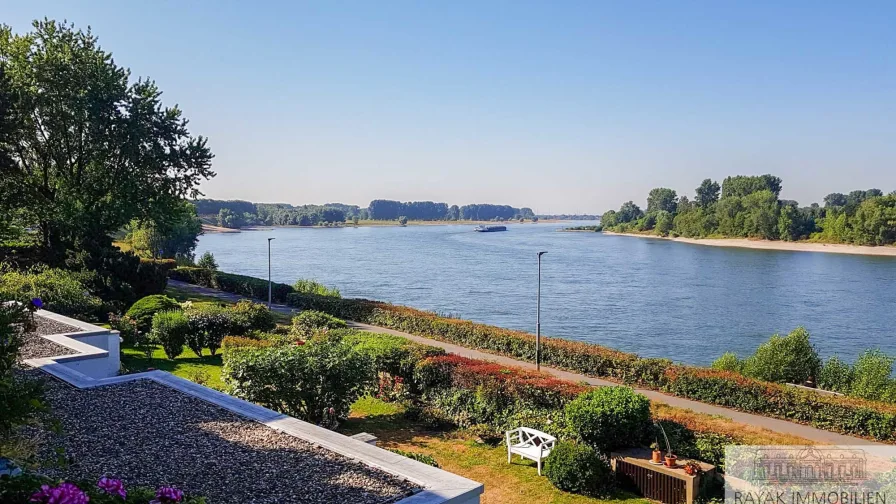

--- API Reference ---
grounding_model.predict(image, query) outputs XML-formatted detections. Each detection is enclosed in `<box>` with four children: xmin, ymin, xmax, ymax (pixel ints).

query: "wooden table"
<box><xmin>610</xmin><ymin>448</ymin><xmax>716</xmax><ymax>504</ymax></box>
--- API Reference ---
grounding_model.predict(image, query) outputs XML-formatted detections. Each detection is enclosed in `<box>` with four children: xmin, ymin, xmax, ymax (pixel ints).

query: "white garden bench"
<box><xmin>505</xmin><ymin>427</ymin><xmax>557</xmax><ymax>475</ymax></box>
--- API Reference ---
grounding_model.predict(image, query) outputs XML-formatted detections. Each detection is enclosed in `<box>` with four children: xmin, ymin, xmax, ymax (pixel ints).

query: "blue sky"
<box><xmin>5</xmin><ymin>1</ymin><xmax>895</xmax><ymax>213</ymax></box>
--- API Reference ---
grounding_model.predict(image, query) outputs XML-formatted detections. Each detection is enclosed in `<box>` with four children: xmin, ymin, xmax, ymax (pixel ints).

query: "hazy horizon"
<box><xmin>6</xmin><ymin>1</ymin><xmax>895</xmax><ymax>214</ymax></box>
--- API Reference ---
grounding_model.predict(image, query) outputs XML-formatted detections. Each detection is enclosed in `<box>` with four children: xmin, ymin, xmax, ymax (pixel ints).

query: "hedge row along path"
<box><xmin>167</xmin><ymin>279</ymin><xmax>883</xmax><ymax>447</ymax></box>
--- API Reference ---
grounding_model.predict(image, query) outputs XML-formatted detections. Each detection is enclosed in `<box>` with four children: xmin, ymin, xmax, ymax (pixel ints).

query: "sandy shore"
<box><xmin>203</xmin><ymin>220</ymin><xmax>564</xmax><ymax>232</ymax></box>
<box><xmin>604</xmin><ymin>231</ymin><xmax>896</xmax><ymax>257</ymax></box>
<box><xmin>201</xmin><ymin>223</ymin><xmax>240</xmax><ymax>233</ymax></box>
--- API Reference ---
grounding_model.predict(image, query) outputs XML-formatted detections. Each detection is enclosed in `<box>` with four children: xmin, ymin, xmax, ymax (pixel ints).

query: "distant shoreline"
<box><xmin>603</xmin><ymin>231</ymin><xmax>896</xmax><ymax>257</ymax></box>
<box><xmin>202</xmin><ymin>219</ymin><xmax>568</xmax><ymax>233</ymax></box>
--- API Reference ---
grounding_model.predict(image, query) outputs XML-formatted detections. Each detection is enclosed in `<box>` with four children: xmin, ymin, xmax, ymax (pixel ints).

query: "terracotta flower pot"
<box><xmin>664</xmin><ymin>455</ymin><xmax>678</xmax><ymax>468</ymax></box>
<box><xmin>651</xmin><ymin>450</ymin><xmax>663</xmax><ymax>464</ymax></box>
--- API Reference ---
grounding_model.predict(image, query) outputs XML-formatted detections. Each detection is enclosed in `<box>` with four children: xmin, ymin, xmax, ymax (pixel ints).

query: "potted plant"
<box><xmin>655</xmin><ymin>422</ymin><xmax>677</xmax><ymax>467</ymax></box>
<box><xmin>664</xmin><ymin>453</ymin><xmax>678</xmax><ymax>468</ymax></box>
<box><xmin>683</xmin><ymin>460</ymin><xmax>703</xmax><ymax>476</ymax></box>
<box><xmin>650</xmin><ymin>442</ymin><xmax>662</xmax><ymax>464</ymax></box>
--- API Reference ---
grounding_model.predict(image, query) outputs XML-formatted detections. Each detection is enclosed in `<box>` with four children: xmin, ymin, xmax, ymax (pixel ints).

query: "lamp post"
<box><xmin>536</xmin><ymin>251</ymin><xmax>547</xmax><ymax>371</ymax></box>
<box><xmin>267</xmin><ymin>237</ymin><xmax>275</xmax><ymax>308</ymax></box>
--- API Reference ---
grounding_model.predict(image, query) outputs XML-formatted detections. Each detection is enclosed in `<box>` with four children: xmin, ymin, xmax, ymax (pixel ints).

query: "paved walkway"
<box><xmin>169</xmin><ymin>279</ymin><xmax>885</xmax><ymax>446</ymax></box>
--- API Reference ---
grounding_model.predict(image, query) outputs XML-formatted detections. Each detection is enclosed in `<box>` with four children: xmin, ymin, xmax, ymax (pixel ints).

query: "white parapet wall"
<box><xmin>22</xmin><ymin>309</ymin><xmax>483</xmax><ymax>504</ymax></box>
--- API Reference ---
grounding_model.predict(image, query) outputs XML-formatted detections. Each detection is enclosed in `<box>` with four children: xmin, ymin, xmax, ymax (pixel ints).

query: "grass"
<box><xmin>343</xmin><ymin>397</ymin><xmax>649</xmax><ymax>504</ymax></box>
<box><xmin>121</xmin><ymin>345</ymin><xmax>225</xmax><ymax>389</ymax></box>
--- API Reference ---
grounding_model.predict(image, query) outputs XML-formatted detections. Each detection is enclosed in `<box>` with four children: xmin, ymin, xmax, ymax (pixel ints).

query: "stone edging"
<box><xmin>23</xmin><ymin>311</ymin><xmax>483</xmax><ymax>504</ymax></box>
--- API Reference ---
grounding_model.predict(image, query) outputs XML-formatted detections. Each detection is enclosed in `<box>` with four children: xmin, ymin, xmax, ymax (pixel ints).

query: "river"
<box><xmin>195</xmin><ymin>221</ymin><xmax>896</xmax><ymax>366</ymax></box>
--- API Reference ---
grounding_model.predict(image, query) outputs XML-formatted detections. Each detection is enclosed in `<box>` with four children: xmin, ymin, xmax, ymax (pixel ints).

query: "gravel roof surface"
<box><xmin>33</xmin><ymin>377</ymin><xmax>418</xmax><ymax>504</ymax></box>
<box><xmin>19</xmin><ymin>315</ymin><xmax>81</xmax><ymax>360</ymax></box>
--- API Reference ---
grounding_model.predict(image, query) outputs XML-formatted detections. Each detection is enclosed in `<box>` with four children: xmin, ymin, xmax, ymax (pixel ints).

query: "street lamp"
<box><xmin>536</xmin><ymin>251</ymin><xmax>547</xmax><ymax>371</ymax></box>
<box><xmin>267</xmin><ymin>237</ymin><xmax>275</xmax><ymax>307</ymax></box>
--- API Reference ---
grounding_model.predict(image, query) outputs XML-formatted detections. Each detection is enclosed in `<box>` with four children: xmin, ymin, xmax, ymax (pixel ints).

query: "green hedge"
<box><xmin>170</xmin><ymin>267</ymin><xmax>294</xmax><ymax>303</ymax></box>
<box><xmin>174</xmin><ymin>268</ymin><xmax>896</xmax><ymax>442</ymax></box>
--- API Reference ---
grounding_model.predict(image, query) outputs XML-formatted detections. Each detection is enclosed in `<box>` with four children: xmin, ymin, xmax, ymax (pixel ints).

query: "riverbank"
<box><xmin>604</xmin><ymin>231</ymin><xmax>896</xmax><ymax>257</ymax></box>
<box><xmin>202</xmin><ymin>219</ymin><xmax>564</xmax><ymax>232</ymax></box>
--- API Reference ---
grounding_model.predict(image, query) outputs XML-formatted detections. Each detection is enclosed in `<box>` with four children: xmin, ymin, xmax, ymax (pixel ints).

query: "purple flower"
<box><xmin>31</xmin><ymin>298</ymin><xmax>43</xmax><ymax>309</ymax></box>
<box><xmin>30</xmin><ymin>482</ymin><xmax>89</xmax><ymax>504</ymax></box>
<box><xmin>151</xmin><ymin>486</ymin><xmax>184</xmax><ymax>504</ymax></box>
<box><xmin>97</xmin><ymin>477</ymin><xmax>126</xmax><ymax>499</ymax></box>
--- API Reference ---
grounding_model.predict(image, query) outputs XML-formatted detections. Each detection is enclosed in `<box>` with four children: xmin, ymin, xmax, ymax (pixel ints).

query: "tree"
<box><xmin>128</xmin><ymin>201</ymin><xmax>202</xmax><ymax>259</ymax></box>
<box><xmin>654</xmin><ymin>210</ymin><xmax>673</xmax><ymax>236</ymax></box>
<box><xmin>616</xmin><ymin>201</ymin><xmax>643</xmax><ymax>224</ymax></box>
<box><xmin>196</xmin><ymin>251</ymin><xmax>217</xmax><ymax>270</ymax></box>
<box><xmin>695</xmin><ymin>179</ymin><xmax>720</xmax><ymax>208</ymax></box>
<box><xmin>646</xmin><ymin>188</ymin><xmax>678</xmax><ymax>214</ymax></box>
<box><xmin>0</xmin><ymin>20</ymin><xmax>214</xmax><ymax>262</ymax></box>
<box><xmin>721</xmin><ymin>174</ymin><xmax>782</xmax><ymax>199</ymax></box>
<box><xmin>824</xmin><ymin>193</ymin><xmax>848</xmax><ymax>208</ymax></box>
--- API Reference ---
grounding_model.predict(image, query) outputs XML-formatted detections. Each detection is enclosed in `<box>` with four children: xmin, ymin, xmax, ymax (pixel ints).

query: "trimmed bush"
<box><xmin>338</xmin><ymin>330</ymin><xmax>444</xmax><ymax>387</ymax></box>
<box><xmin>221</xmin><ymin>335</ymin><xmax>278</xmax><ymax>351</ymax></box>
<box><xmin>150</xmin><ymin>310</ymin><xmax>189</xmax><ymax>359</ymax></box>
<box><xmin>0</xmin><ymin>266</ymin><xmax>104</xmax><ymax>320</ymax></box>
<box><xmin>290</xmin><ymin>310</ymin><xmax>346</xmax><ymax>339</ymax></box>
<box><xmin>170</xmin><ymin>267</ymin><xmax>294</xmax><ymax>303</ymax></box>
<box><xmin>741</xmin><ymin>327</ymin><xmax>820</xmax><ymax>384</ymax></box>
<box><xmin>294</xmin><ymin>279</ymin><xmax>340</xmax><ymax>298</ymax></box>
<box><xmin>819</xmin><ymin>356</ymin><xmax>853</xmax><ymax>394</ymax></box>
<box><xmin>126</xmin><ymin>294</ymin><xmax>180</xmax><ymax>333</ymax></box>
<box><xmin>565</xmin><ymin>387</ymin><xmax>651</xmax><ymax>452</ymax></box>
<box><xmin>222</xmin><ymin>338</ymin><xmax>374</xmax><ymax>425</ymax></box>
<box><xmin>543</xmin><ymin>442</ymin><xmax>614</xmax><ymax>496</ymax></box>
<box><xmin>183</xmin><ymin>302</ymin><xmax>232</xmax><ymax>356</ymax></box>
<box><xmin>229</xmin><ymin>300</ymin><xmax>276</xmax><ymax>335</ymax></box>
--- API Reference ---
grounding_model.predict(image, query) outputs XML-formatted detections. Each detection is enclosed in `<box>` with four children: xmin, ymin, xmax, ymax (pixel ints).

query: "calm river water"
<box><xmin>195</xmin><ymin>222</ymin><xmax>896</xmax><ymax>365</ymax></box>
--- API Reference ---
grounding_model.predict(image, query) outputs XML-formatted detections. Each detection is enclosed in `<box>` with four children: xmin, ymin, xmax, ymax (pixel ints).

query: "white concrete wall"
<box><xmin>32</xmin><ymin>311</ymin><xmax>121</xmax><ymax>379</ymax></box>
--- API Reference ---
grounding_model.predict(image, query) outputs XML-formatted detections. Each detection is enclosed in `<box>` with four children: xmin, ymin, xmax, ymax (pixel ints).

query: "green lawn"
<box><xmin>121</xmin><ymin>345</ymin><xmax>225</xmax><ymax>389</ymax></box>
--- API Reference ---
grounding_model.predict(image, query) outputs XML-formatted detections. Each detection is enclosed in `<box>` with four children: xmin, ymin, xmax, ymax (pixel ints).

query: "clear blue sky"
<box><xmin>5</xmin><ymin>1</ymin><xmax>895</xmax><ymax>213</ymax></box>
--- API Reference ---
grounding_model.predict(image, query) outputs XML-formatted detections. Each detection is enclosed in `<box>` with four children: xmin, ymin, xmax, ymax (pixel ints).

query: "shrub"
<box><xmin>222</xmin><ymin>338</ymin><xmax>374</xmax><ymax>425</ymax></box>
<box><xmin>850</xmin><ymin>350</ymin><xmax>894</xmax><ymax>401</ymax></box>
<box><xmin>294</xmin><ymin>279</ymin><xmax>340</xmax><ymax>298</ymax></box>
<box><xmin>0</xmin><ymin>474</ymin><xmax>204</xmax><ymax>504</ymax></box>
<box><xmin>0</xmin><ymin>266</ymin><xmax>103</xmax><ymax>320</ymax></box>
<box><xmin>183</xmin><ymin>302</ymin><xmax>232</xmax><ymax>356</ymax></box>
<box><xmin>229</xmin><ymin>300</ymin><xmax>275</xmax><ymax>334</ymax></box>
<box><xmin>819</xmin><ymin>356</ymin><xmax>853</xmax><ymax>393</ymax></box>
<box><xmin>108</xmin><ymin>313</ymin><xmax>139</xmax><ymax>345</ymax></box>
<box><xmin>290</xmin><ymin>310</ymin><xmax>346</xmax><ymax>340</ymax></box>
<box><xmin>741</xmin><ymin>327</ymin><xmax>821</xmax><ymax>384</ymax></box>
<box><xmin>150</xmin><ymin>310</ymin><xmax>189</xmax><ymax>359</ymax></box>
<box><xmin>565</xmin><ymin>387</ymin><xmax>651</xmax><ymax>452</ymax></box>
<box><xmin>711</xmin><ymin>352</ymin><xmax>742</xmax><ymax>373</ymax></box>
<box><xmin>196</xmin><ymin>251</ymin><xmax>218</xmax><ymax>270</ymax></box>
<box><xmin>126</xmin><ymin>294</ymin><xmax>180</xmax><ymax>333</ymax></box>
<box><xmin>0</xmin><ymin>302</ymin><xmax>44</xmax><ymax>438</ymax></box>
<box><xmin>221</xmin><ymin>335</ymin><xmax>278</xmax><ymax>351</ymax></box>
<box><xmin>339</xmin><ymin>330</ymin><xmax>444</xmax><ymax>387</ymax></box>
<box><xmin>387</xmin><ymin>448</ymin><xmax>440</xmax><ymax>467</ymax></box>
<box><xmin>543</xmin><ymin>442</ymin><xmax>614</xmax><ymax>496</ymax></box>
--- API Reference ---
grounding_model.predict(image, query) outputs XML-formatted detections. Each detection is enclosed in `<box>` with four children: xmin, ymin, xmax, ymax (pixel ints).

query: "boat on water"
<box><xmin>474</xmin><ymin>225</ymin><xmax>507</xmax><ymax>232</ymax></box>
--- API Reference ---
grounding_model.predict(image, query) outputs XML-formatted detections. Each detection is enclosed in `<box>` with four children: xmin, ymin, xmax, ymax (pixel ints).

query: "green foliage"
<box><xmin>654</xmin><ymin>210</ymin><xmax>674</xmax><ymax>236</ymax></box>
<box><xmin>543</xmin><ymin>442</ymin><xmax>614</xmax><ymax>496</ymax></box>
<box><xmin>711</xmin><ymin>352</ymin><xmax>742</xmax><ymax>373</ymax></box>
<box><xmin>339</xmin><ymin>330</ymin><xmax>444</xmax><ymax>388</ymax></box>
<box><xmin>183</xmin><ymin>302</ymin><xmax>231</xmax><ymax>356</ymax></box>
<box><xmin>222</xmin><ymin>339</ymin><xmax>374</xmax><ymax>425</ymax></box>
<box><xmin>127</xmin><ymin>201</ymin><xmax>202</xmax><ymax>260</ymax></box>
<box><xmin>108</xmin><ymin>313</ymin><xmax>139</xmax><ymax>346</ymax></box>
<box><xmin>0</xmin><ymin>473</ymin><xmax>206</xmax><ymax>504</ymax></box>
<box><xmin>647</xmin><ymin>188</ymin><xmax>678</xmax><ymax>214</ymax></box>
<box><xmin>564</xmin><ymin>387</ymin><xmax>651</xmax><ymax>452</ymax></box>
<box><xmin>293</xmin><ymin>279</ymin><xmax>341</xmax><ymax>297</ymax></box>
<box><xmin>721</xmin><ymin>174</ymin><xmax>782</xmax><ymax>199</ymax></box>
<box><xmin>850</xmin><ymin>350</ymin><xmax>895</xmax><ymax>401</ymax></box>
<box><xmin>695</xmin><ymin>179</ymin><xmax>720</xmax><ymax>208</ymax></box>
<box><xmin>290</xmin><ymin>310</ymin><xmax>347</xmax><ymax>339</ymax></box>
<box><xmin>0</xmin><ymin>20</ymin><xmax>213</xmax><ymax>263</ymax></box>
<box><xmin>818</xmin><ymin>356</ymin><xmax>853</xmax><ymax>394</ymax></box>
<box><xmin>196</xmin><ymin>251</ymin><xmax>218</xmax><ymax>270</ymax></box>
<box><xmin>125</xmin><ymin>294</ymin><xmax>180</xmax><ymax>333</ymax></box>
<box><xmin>741</xmin><ymin>327</ymin><xmax>820</xmax><ymax>384</ymax></box>
<box><xmin>229</xmin><ymin>300</ymin><xmax>275</xmax><ymax>335</ymax></box>
<box><xmin>387</xmin><ymin>448</ymin><xmax>440</xmax><ymax>467</ymax></box>
<box><xmin>0</xmin><ymin>266</ymin><xmax>104</xmax><ymax>320</ymax></box>
<box><xmin>150</xmin><ymin>310</ymin><xmax>190</xmax><ymax>360</ymax></box>
<box><xmin>169</xmin><ymin>268</ymin><xmax>294</xmax><ymax>304</ymax></box>
<box><xmin>0</xmin><ymin>302</ymin><xmax>44</xmax><ymax>438</ymax></box>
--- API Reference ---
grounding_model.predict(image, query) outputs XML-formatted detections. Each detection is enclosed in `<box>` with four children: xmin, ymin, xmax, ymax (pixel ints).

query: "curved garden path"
<box><xmin>168</xmin><ymin>279</ymin><xmax>886</xmax><ymax>447</ymax></box>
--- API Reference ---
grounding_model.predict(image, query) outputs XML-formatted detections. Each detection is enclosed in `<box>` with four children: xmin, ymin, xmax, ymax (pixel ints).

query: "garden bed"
<box><xmin>19</xmin><ymin>315</ymin><xmax>81</xmax><ymax>360</ymax></box>
<box><xmin>29</xmin><ymin>375</ymin><xmax>419</xmax><ymax>504</ymax></box>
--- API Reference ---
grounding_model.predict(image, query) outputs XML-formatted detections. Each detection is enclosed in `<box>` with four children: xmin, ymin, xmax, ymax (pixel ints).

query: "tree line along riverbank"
<box><xmin>601</xmin><ymin>174</ymin><xmax>896</xmax><ymax>246</ymax></box>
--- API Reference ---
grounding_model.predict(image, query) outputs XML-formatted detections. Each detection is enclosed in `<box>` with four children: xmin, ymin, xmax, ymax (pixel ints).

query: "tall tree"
<box><xmin>721</xmin><ymin>174</ymin><xmax>782</xmax><ymax>199</ymax></box>
<box><xmin>695</xmin><ymin>179</ymin><xmax>720</xmax><ymax>208</ymax></box>
<box><xmin>0</xmin><ymin>20</ymin><xmax>214</xmax><ymax>260</ymax></box>
<box><xmin>646</xmin><ymin>187</ymin><xmax>678</xmax><ymax>214</ymax></box>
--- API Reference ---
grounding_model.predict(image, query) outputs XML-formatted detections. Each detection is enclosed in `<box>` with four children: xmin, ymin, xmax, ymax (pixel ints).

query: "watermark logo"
<box><xmin>725</xmin><ymin>445</ymin><xmax>896</xmax><ymax>504</ymax></box>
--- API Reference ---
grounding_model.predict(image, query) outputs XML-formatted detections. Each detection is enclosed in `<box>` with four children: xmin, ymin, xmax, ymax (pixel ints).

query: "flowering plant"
<box><xmin>97</xmin><ymin>477</ymin><xmax>126</xmax><ymax>499</ymax></box>
<box><xmin>30</xmin><ymin>482</ymin><xmax>89</xmax><ymax>504</ymax></box>
<box><xmin>151</xmin><ymin>486</ymin><xmax>185</xmax><ymax>504</ymax></box>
